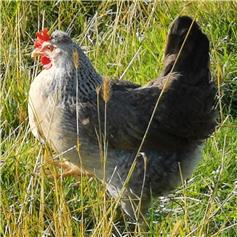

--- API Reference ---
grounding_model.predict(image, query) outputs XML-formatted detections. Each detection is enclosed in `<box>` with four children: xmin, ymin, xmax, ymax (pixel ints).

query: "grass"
<box><xmin>1</xmin><ymin>1</ymin><xmax>237</xmax><ymax>236</ymax></box>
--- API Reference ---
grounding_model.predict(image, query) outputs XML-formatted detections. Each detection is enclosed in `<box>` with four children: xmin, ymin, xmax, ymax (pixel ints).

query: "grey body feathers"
<box><xmin>28</xmin><ymin>16</ymin><xmax>217</xmax><ymax>218</ymax></box>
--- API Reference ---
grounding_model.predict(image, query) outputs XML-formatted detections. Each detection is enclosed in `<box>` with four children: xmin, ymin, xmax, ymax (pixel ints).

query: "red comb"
<box><xmin>34</xmin><ymin>28</ymin><xmax>51</xmax><ymax>48</ymax></box>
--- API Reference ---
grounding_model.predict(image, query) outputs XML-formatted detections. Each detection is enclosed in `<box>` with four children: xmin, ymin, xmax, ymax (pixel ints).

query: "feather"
<box><xmin>29</xmin><ymin>16</ymin><xmax>217</xmax><ymax>218</ymax></box>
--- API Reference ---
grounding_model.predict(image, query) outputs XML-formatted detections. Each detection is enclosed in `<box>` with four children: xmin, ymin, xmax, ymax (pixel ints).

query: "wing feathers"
<box><xmin>80</xmin><ymin>16</ymin><xmax>216</xmax><ymax>153</ymax></box>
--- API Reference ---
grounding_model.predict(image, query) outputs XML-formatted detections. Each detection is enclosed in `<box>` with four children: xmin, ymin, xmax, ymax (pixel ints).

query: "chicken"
<box><xmin>28</xmin><ymin>16</ymin><xmax>217</xmax><ymax>218</ymax></box>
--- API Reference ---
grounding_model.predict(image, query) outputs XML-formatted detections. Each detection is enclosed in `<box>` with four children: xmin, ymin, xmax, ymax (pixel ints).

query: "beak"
<box><xmin>31</xmin><ymin>48</ymin><xmax>43</xmax><ymax>58</ymax></box>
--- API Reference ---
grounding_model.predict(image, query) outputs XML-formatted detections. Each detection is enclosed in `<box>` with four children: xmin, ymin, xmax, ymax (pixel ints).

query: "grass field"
<box><xmin>1</xmin><ymin>1</ymin><xmax>237</xmax><ymax>236</ymax></box>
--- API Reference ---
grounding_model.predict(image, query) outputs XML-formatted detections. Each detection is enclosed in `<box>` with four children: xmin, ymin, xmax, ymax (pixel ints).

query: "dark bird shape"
<box><xmin>29</xmin><ymin>16</ymin><xmax>217</xmax><ymax>218</ymax></box>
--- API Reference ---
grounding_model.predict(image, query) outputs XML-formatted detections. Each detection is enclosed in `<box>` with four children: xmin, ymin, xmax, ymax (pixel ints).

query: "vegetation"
<box><xmin>1</xmin><ymin>1</ymin><xmax>236</xmax><ymax>236</ymax></box>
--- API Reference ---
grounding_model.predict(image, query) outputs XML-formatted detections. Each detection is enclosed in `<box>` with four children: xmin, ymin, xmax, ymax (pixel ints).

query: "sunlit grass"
<box><xmin>1</xmin><ymin>1</ymin><xmax>237</xmax><ymax>236</ymax></box>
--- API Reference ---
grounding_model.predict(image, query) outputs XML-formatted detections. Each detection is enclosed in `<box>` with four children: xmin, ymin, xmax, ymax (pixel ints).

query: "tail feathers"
<box><xmin>154</xmin><ymin>16</ymin><xmax>217</xmax><ymax>145</ymax></box>
<box><xmin>162</xmin><ymin>16</ymin><xmax>210</xmax><ymax>85</ymax></box>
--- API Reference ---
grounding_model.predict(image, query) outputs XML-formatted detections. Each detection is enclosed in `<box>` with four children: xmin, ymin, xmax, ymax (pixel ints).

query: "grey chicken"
<box><xmin>29</xmin><ymin>16</ymin><xmax>217</xmax><ymax>218</ymax></box>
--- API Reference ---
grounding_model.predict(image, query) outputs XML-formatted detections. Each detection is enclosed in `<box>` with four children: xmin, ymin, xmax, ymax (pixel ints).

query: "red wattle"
<box><xmin>41</xmin><ymin>55</ymin><xmax>51</xmax><ymax>65</ymax></box>
<box><xmin>41</xmin><ymin>55</ymin><xmax>52</xmax><ymax>69</ymax></box>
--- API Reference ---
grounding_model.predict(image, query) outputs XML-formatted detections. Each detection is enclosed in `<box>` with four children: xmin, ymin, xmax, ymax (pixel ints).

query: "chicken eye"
<box><xmin>46</xmin><ymin>45</ymin><xmax>54</xmax><ymax>51</ymax></box>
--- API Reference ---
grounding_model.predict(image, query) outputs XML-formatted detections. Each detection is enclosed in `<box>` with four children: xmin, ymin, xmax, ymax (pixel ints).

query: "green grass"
<box><xmin>1</xmin><ymin>1</ymin><xmax>237</xmax><ymax>236</ymax></box>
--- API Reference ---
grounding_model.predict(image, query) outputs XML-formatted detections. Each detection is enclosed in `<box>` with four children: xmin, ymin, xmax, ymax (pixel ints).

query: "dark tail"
<box><xmin>155</xmin><ymin>16</ymin><xmax>217</xmax><ymax>145</ymax></box>
<box><xmin>162</xmin><ymin>16</ymin><xmax>210</xmax><ymax>85</ymax></box>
